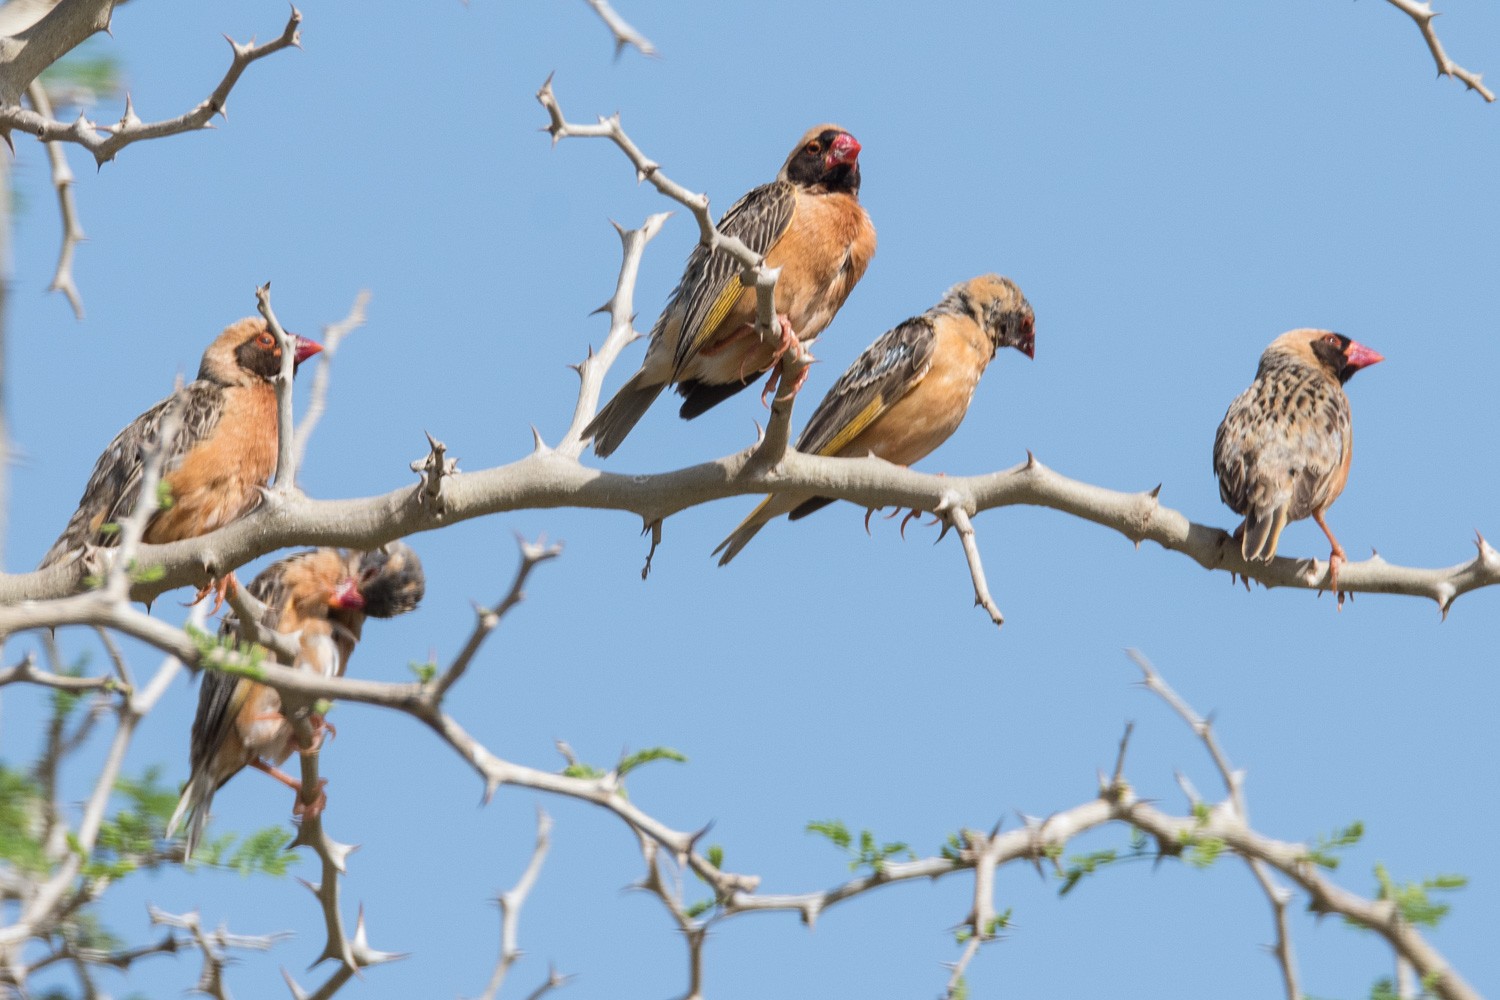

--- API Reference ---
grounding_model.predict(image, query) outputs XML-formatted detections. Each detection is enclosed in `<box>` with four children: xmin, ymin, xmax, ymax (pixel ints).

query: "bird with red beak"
<box><xmin>1214</xmin><ymin>328</ymin><xmax>1385</xmax><ymax>598</ymax></box>
<box><xmin>583</xmin><ymin>123</ymin><xmax>877</xmax><ymax>457</ymax></box>
<box><xmin>40</xmin><ymin>318</ymin><xmax>324</xmax><ymax>612</ymax></box>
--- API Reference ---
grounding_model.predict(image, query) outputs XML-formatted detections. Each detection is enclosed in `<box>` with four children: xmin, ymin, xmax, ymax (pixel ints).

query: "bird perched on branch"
<box><xmin>714</xmin><ymin>275</ymin><xmax>1035</xmax><ymax>565</ymax></box>
<box><xmin>38</xmin><ymin>318</ymin><xmax>323</xmax><ymax>606</ymax></box>
<box><xmin>584</xmin><ymin>124</ymin><xmax>877</xmax><ymax>457</ymax></box>
<box><xmin>167</xmin><ymin>543</ymin><xmax>425</xmax><ymax>855</ymax></box>
<box><xmin>1213</xmin><ymin>329</ymin><xmax>1384</xmax><ymax>595</ymax></box>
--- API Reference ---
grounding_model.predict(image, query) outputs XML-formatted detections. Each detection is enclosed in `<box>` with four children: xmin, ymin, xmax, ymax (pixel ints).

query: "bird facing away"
<box><xmin>714</xmin><ymin>274</ymin><xmax>1035</xmax><ymax>565</ymax></box>
<box><xmin>38</xmin><ymin>318</ymin><xmax>323</xmax><ymax>591</ymax></box>
<box><xmin>584</xmin><ymin>124</ymin><xmax>877</xmax><ymax>457</ymax></box>
<box><xmin>1213</xmin><ymin>329</ymin><xmax>1384</xmax><ymax>593</ymax></box>
<box><xmin>167</xmin><ymin>542</ymin><xmax>426</xmax><ymax>856</ymax></box>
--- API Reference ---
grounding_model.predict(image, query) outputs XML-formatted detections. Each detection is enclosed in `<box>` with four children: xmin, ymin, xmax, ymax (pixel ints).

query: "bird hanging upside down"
<box><xmin>1213</xmin><ymin>328</ymin><xmax>1384</xmax><ymax>597</ymax></box>
<box><xmin>584</xmin><ymin>124</ymin><xmax>877</xmax><ymax>457</ymax></box>
<box><xmin>38</xmin><ymin>318</ymin><xmax>324</xmax><ymax>608</ymax></box>
<box><xmin>714</xmin><ymin>274</ymin><xmax>1035</xmax><ymax>565</ymax></box>
<box><xmin>167</xmin><ymin>543</ymin><xmax>426</xmax><ymax>856</ymax></box>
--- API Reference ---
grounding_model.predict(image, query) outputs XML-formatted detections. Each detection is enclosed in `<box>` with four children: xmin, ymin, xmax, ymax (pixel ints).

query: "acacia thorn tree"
<box><xmin>0</xmin><ymin>2</ymin><xmax>1495</xmax><ymax>999</ymax></box>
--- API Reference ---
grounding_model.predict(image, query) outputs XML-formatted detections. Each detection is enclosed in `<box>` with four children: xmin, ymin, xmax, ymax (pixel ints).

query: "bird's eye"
<box><xmin>1323</xmin><ymin>334</ymin><xmax>1341</xmax><ymax>347</ymax></box>
<box><xmin>257</xmin><ymin>333</ymin><xmax>275</xmax><ymax>348</ymax></box>
<box><xmin>805</xmin><ymin>141</ymin><xmax>821</xmax><ymax>155</ymax></box>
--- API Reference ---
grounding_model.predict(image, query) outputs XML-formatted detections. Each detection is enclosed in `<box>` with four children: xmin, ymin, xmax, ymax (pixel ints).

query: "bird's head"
<box><xmin>200</xmin><ymin>317</ymin><xmax>324</xmax><ymax>387</ymax></box>
<box><xmin>780</xmin><ymin>125</ymin><xmax>862</xmax><ymax>194</ymax></box>
<box><xmin>326</xmin><ymin>575</ymin><xmax>366</xmax><ymax>611</ymax></box>
<box><xmin>943</xmin><ymin>274</ymin><xmax>1035</xmax><ymax>360</ymax></box>
<box><xmin>1270</xmin><ymin>329</ymin><xmax>1384</xmax><ymax>385</ymax></box>
<box><xmin>351</xmin><ymin>541</ymin><xmax>426</xmax><ymax>619</ymax></box>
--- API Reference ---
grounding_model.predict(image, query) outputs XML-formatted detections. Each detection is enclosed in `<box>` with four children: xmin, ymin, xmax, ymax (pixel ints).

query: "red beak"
<box><xmin>328</xmin><ymin>577</ymin><xmax>365</xmax><ymax>611</ymax></box>
<box><xmin>1344</xmin><ymin>340</ymin><xmax>1385</xmax><ymax>372</ymax></box>
<box><xmin>293</xmin><ymin>335</ymin><xmax>324</xmax><ymax>366</ymax></box>
<box><xmin>826</xmin><ymin>133</ymin><xmax>861</xmax><ymax>168</ymax></box>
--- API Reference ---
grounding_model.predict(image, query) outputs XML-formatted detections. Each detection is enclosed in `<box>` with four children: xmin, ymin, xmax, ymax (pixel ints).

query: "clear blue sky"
<box><xmin>5</xmin><ymin>1</ymin><xmax>1498</xmax><ymax>997</ymax></box>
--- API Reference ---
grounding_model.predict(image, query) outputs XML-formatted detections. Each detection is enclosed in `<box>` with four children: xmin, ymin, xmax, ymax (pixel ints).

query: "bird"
<box><xmin>1213</xmin><ymin>329</ymin><xmax>1384</xmax><ymax>595</ymax></box>
<box><xmin>583</xmin><ymin>124</ymin><xmax>877</xmax><ymax>457</ymax></box>
<box><xmin>714</xmin><ymin>274</ymin><xmax>1035</xmax><ymax>565</ymax></box>
<box><xmin>38</xmin><ymin>318</ymin><xmax>323</xmax><ymax>606</ymax></box>
<box><xmin>167</xmin><ymin>542</ymin><xmax>426</xmax><ymax>856</ymax></box>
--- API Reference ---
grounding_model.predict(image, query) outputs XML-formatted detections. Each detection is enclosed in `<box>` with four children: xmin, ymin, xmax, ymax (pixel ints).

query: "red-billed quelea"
<box><xmin>584</xmin><ymin>124</ymin><xmax>877</xmax><ymax>457</ymax></box>
<box><xmin>1213</xmin><ymin>329</ymin><xmax>1384</xmax><ymax>594</ymax></box>
<box><xmin>38</xmin><ymin>318</ymin><xmax>323</xmax><ymax>607</ymax></box>
<box><xmin>714</xmin><ymin>275</ymin><xmax>1035</xmax><ymax>565</ymax></box>
<box><xmin>168</xmin><ymin>543</ymin><xmax>425</xmax><ymax>854</ymax></box>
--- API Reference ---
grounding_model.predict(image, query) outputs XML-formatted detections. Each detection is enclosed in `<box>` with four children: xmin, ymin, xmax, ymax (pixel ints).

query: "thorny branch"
<box><xmin>0</xmin><ymin>6</ymin><xmax>304</xmax><ymax>165</ymax></box>
<box><xmin>257</xmin><ymin>282</ymin><xmax>299</xmax><ymax>494</ymax></box>
<box><xmin>466</xmin><ymin>807</ymin><xmax>561</xmax><ymax>1000</ymax></box>
<box><xmin>1128</xmin><ymin>650</ymin><xmax>1300</xmax><ymax>1000</ymax></box>
<box><xmin>148</xmin><ymin>906</ymin><xmax>290</xmax><ymax>1000</ymax></box>
<box><xmin>25</xmin><ymin>78</ymin><xmax>84</xmax><ymax>319</ymax></box>
<box><xmin>292</xmin><ymin>290</ymin><xmax>370</xmax><ymax>476</ymax></box>
<box><xmin>537</xmin><ymin>79</ymin><xmax>791</xmax><ymax>375</ymax></box>
<box><xmin>579</xmin><ymin>0</ymin><xmax>656</xmax><ymax>59</ymax></box>
<box><xmin>1381</xmin><ymin>0</ymin><xmax>1494</xmax><ymax>102</ymax></box>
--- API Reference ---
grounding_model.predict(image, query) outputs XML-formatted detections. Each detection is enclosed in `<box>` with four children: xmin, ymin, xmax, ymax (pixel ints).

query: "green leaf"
<box><xmin>684</xmin><ymin>899</ymin><xmax>713</xmax><ymax>919</ymax></box>
<box><xmin>1371</xmin><ymin>862</ymin><xmax>1467</xmax><ymax>928</ymax></box>
<box><xmin>155</xmin><ymin>479</ymin><xmax>175</xmax><ymax>511</ymax></box>
<box><xmin>1059</xmin><ymin>848</ymin><xmax>1117</xmax><ymax>896</ymax></box>
<box><xmin>706</xmin><ymin>844</ymin><xmax>724</xmax><ymax>870</ymax></box>
<box><xmin>951</xmin><ymin>974</ymin><xmax>969</xmax><ymax>1000</ymax></box>
<box><xmin>0</xmin><ymin>765</ymin><xmax>47</xmax><ymax>874</ymax></box>
<box><xmin>806</xmin><ymin>819</ymin><xmax>852</xmax><ymax>852</ymax></box>
<box><xmin>1186</xmin><ymin>837</ymin><xmax>1224</xmax><ymax>869</ymax></box>
<box><xmin>226</xmin><ymin>826</ymin><xmax>297</xmax><ymax>877</ymax></box>
<box><xmin>562</xmin><ymin>763</ymin><xmax>605</xmax><ymax>780</ymax></box>
<box><xmin>616</xmin><ymin>746</ymin><xmax>687</xmax><ymax>778</ymax></box>
<box><xmin>1306</xmin><ymin>821</ymin><xmax>1364</xmax><ymax>870</ymax></box>
<box><xmin>408</xmin><ymin>658</ymin><xmax>438</xmax><ymax>683</ymax></box>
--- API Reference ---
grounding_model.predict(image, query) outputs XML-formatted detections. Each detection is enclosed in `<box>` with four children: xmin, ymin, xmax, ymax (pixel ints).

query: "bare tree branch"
<box><xmin>1128</xmin><ymin>650</ymin><xmax>1300</xmax><ymax>1000</ymax></box>
<box><xmin>1381</xmin><ymin>0</ymin><xmax>1494</xmax><ymax>102</ymax></box>
<box><xmin>6</xmin><ymin>447</ymin><xmax>1494</xmax><ymax>622</ymax></box>
<box><xmin>556</xmin><ymin>215</ymin><xmax>668</xmax><ymax>460</ymax></box>
<box><xmin>148</xmin><ymin>906</ymin><xmax>290</xmax><ymax>1000</ymax></box>
<box><xmin>432</xmin><ymin>536</ymin><xmax>562</xmax><ymax>700</ymax></box>
<box><xmin>538</xmin><ymin>79</ymin><xmax>784</xmax><ymax>361</ymax></box>
<box><xmin>467</xmin><ymin>807</ymin><xmax>556</xmax><ymax>1000</ymax></box>
<box><xmin>257</xmin><ymin>281</ymin><xmax>300</xmax><ymax>494</ymax></box>
<box><xmin>0</xmin><ymin>6</ymin><xmax>304</xmax><ymax>164</ymax></box>
<box><xmin>25</xmin><ymin>78</ymin><xmax>84</xmax><ymax>318</ymax></box>
<box><xmin>292</xmin><ymin>290</ymin><xmax>370</xmax><ymax>474</ymax></box>
<box><xmin>579</xmin><ymin>0</ymin><xmax>656</xmax><ymax>59</ymax></box>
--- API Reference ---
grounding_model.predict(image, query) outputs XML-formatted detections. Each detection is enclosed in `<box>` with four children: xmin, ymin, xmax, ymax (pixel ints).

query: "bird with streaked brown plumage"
<box><xmin>38</xmin><ymin>318</ymin><xmax>323</xmax><ymax>606</ymax></box>
<box><xmin>714</xmin><ymin>274</ymin><xmax>1035</xmax><ymax>565</ymax></box>
<box><xmin>1213</xmin><ymin>328</ymin><xmax>1384</xmax><ymax>595</ymax></box>
<box><xmin>167</xmin><ymin>543</ymin><xmax>425</xmax><ymax>855</ymax></box>
<box><xmin>584</xmin><ymin>124</ymin><xmax>877</xmax><ymax>458</ymax></box>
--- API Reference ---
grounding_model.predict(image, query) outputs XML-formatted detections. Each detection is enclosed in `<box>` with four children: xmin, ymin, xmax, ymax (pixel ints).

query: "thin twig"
<box><xmin>292</xmin><ymin>290</ymin><xmax>369</xmax><ymax>473</ymax></box>
<box><xmin>1127</xmin><ymin>649</ymin><xmax>1300</xmax><ymax>1000</ymax></box>
<box><xmin>431</xmin><ymin>536</ymin><xmax>562</xmax><ymax>701</ymax></box>
<box><xmin>579</xmin><ymin>0</ymin><xmax>657</xmax><ymax>59</ymax></box>
<box><xmin>0</xmin><ymin>7</ymin><xmax>304</xmax><ymax>165</ymax></box>
<box><xmin>25</xmin><ymin>78</ymin><xmax>84</xmax><ymax>319</ymax></box>
<box><xmin>1381</xmin><ymin>0</ymin><xmax>1493</xmax><ymax>102</ymax></box>
<box><xmin>469</xmin><ymin>807</ymin><xmax>554</xmax><ymax>1000</ymax></box>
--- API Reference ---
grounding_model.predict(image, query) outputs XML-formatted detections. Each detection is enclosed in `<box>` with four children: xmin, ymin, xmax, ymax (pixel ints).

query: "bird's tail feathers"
<box><xmin>167</xmin><ymin>772</ymin><xmax>216</xmax><ymax>862</ymax></box>
<box><xmin>584</xmin><ymin>373</ymin><xmax>665</xmax><ymax>458</ymax></box>
<box><xmin>713</xmin><ymin>495</ymin><xmax>795</xmax><ymax>566</ymax></box>
<box><xmin>1241</xmin><ymin>504</ymin><xmax>1289</xmax><ymax>563</ymax></box>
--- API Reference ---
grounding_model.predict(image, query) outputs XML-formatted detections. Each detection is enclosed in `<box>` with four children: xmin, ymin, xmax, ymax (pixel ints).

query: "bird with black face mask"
<box><xmin>714</xmin><ymin>275</ymin><xmax>1035</xmax><ymax>564</ymax></box>
<box><xmin>38</xmin><ymin>317</ymin><xmax>323</xmax><ymax>608</ymax></box>
<box><xmin>584</xmin><ymin>124</ymin><xmax>877</xmax><ymax>458</ymax></box>
<box><xmin>1214</xmin><ymin>329</ymin><xmax>1385</xmax><ymax>595</ymax></box>
<box><xmin>166</xmin><ymin>542</ymin><xmax>425</xmax><ymax>855</ymax></box>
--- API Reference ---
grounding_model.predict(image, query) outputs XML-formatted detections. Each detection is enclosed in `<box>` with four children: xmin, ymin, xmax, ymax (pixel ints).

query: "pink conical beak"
<box><xmin>827</xmin><ymin>133</ymin><xmax>861</xmax><ymax>167</ymax></box>
<box><xmin>294</xmin><ymin>335</ymin><xmax>324</xmax><ymax>366</ymax></box>
<box><xmin>327</xmin><ymin>576</ymin><xmax>365</xmax><ymax>611</ymax></box>
<box><xmin>1344</xmin><ymin>341</ymin><xmax>1384</xmax><ymax>372</ymax></box>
